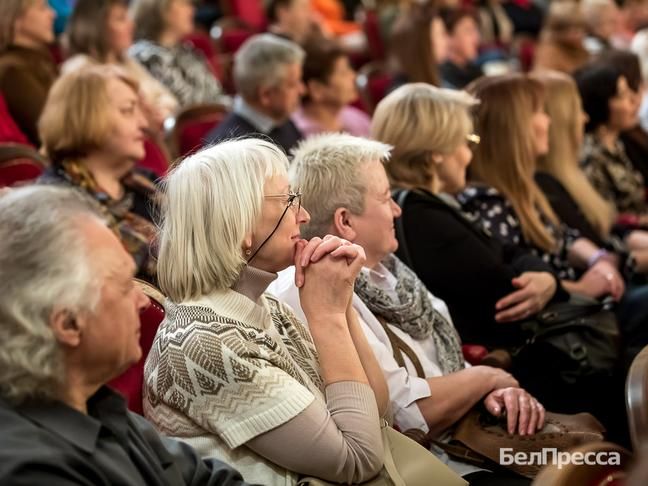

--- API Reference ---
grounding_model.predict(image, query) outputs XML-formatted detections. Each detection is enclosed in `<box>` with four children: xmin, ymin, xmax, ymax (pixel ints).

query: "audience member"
<box><xmin>533</xmin><ymin>70</ymin><xmax>616</xmax><ymax>244</ymax></box>
<box><xmin>389</xmin><ymin>0</ymin><xmax>448</xmax><ymax>89</ymax></box>
<box><xmin>533</xmin><ymin>1</ymin><xmax>590</xmax><ymax>74</ymax></box>
<box><xmin>597</xmin><ymin>49</ymin><xmax>648</xmax><ymax>185</ymax></box>
<box><xmin>292</xmin><ymin>40</ymin><xmax>370</xmax><ymax>137</ymax></box>
<box><xmin>533</xmin><ymin>70</ymin><xmax>648</xmax><ymax>274</ymax></box>
<box><xmin>144</xmin><ymin>138</ymin><xmax>399</xmax><ymax>485</ymax></box>
<box><xmin>274</xmin><ymin>133</ymin><xmax>544</xmax><ymax>485</ymax></box>
<box><xmin>476</xmin><ymin>0</ymin><xmax>514</xmax><ymax>50</ymax></box>
<box><xmin>465</xmin><ymin>72</ymin><xmax>648</xmax><ymax>392</ymax></box>
<box><xmin>463</xmin><ymin>73</ymin><xmax>625</xmax><ymax>300</ymax></box>
<box><xmin>0</xmin><ymin>185</ymin><xmax>254</xmax><ymax>486</ymax></box>
<box><xmin>206</xmin><ymin>34</ymin><xmax>305</xmax><ymax>154</ymax></box>
<box><xmin>267</xmin><ymin>0</ymin><xmax>319</xmax><ymax>45</ymax></box>
<box><xmin>500</xmin><ymin>0</ymin><xmax>544</xmax><ymax>38</ymax></box>
<box><xmin>37</xmin><ymin>66</ymin><xmax>158</xmax><ymax>282</ymax></box>
<box><xmin>49</xmin><ymin>0</ymin><xmax>74</xmax><ymax>35</ymax></box>
<box><xmin>0</xmin><ymin>0</ymin><xmax>57</xmax><ymax>146</ymax></box>
<box><xmin>129</xmin><ymin>0</ymin><xmax>226</xmax><ymax>109</ymax></box>
<box><xmin>582</xmin><ymin>0</ymin><xmax>621</xmax><ymax>54</ymax></box>
<box><xmin>63</xmin><ymin>0</ymin><xmax>178</xmax><ymax>131</ymax></box>
<box><xmin>575</xmin><ymin>63</ymin><xmax>648</xmax><ymax>218</ymax></box>
<box><xmin>439</xmin><ymin>7</ymin><xmax>483</xmax><ymax>89</ymax></box>
<box><xmin>370</xmin><ymin>84</ymin><xmax>589</xmax><ymax>410</ymax></box>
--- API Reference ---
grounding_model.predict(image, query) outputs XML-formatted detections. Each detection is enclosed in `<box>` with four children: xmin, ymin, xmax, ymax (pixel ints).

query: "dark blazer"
<box><xmin>0</xmin><ymin>387</ymin><xmax>254</xmax><ymax>486</ymax></box>
<box><xmin>395</xmin><ymin>188</ymin><xmax>568</xmax><ymax>347</ymax></box>
<box><xmin>205</xmin><ymin>112</ymin><xmax>303</xmax><ymax>155</ymax></box>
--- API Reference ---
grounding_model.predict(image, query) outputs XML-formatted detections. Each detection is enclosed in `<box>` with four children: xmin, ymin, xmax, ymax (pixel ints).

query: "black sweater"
<box><xmin>395</xmin><ymin>189</ymin><xmax>568</xmax><ymax>348</ymax></box>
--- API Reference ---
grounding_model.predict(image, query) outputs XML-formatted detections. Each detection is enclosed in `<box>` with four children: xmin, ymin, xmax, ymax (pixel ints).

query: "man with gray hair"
<box><xmin>205</xmin><ymin>33</ymin><xmax>305</xmax><ymax>154</ymax></box>
<box><xmin>0</xmin><ymin>185</ymin><xmax>254</xmax><ymax>485</ymax></box>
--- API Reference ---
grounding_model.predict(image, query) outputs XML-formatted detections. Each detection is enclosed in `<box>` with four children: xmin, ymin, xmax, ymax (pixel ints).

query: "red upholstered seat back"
<box><xmin>0</xmin><ymin>93</ymin><xmax>31</xmax><ymax>145</ymax></box>
<box><xmin>108</xmin><ymin>280</ymin><xmax>166</xmax><ymax>415</ymax></box>
<box><xmin>0</xmin><ymin>143</ymin><xmax>47</xmax><ymax>187</ymax></box>
<box><xmin>137</xmin><ymin>138</ymin><xmax>169</xmax><ymax>178</ymax></box>
<box><xmin>171</xmin><ymin>103</ymin><xmax>230</xmax><ymax>157</ymax></box>
<box><xmin>356</xmin><ymin>62</ymin><xmax>393</xmax><ymax>114</ymax></box>
<box><xmin>226</xmin><ymin>0</ymin><xmax>267</xmax><ymax>31</ymax></box>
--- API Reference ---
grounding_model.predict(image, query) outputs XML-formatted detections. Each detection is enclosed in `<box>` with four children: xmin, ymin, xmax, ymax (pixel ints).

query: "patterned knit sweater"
<box><xmin>144</xmin><ymin>284</ymin><xmax>326</xmax><ymax>485</ymax></box>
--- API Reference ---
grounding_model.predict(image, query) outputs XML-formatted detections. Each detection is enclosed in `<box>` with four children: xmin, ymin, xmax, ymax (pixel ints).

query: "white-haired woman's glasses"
<box><xmin>247</xmin><ymin>189</ymin><xmax>303</xmax><ymax>263</ymax></box>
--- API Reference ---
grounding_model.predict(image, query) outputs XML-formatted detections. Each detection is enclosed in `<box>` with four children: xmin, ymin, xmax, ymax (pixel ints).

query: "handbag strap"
<box><xmin>375</xmin><ymin>314</ymin><xmax>426</xmax><ymax>379</ymax></box>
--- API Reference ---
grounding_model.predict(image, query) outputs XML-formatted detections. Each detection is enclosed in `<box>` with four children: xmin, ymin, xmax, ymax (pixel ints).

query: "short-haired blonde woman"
<box><xmin>144</xmin><ymin>138</ymin><xmax>392</xmax><ymax>485</ymax></box>
<box><xmin>0</xmin><ymin>0</ymin><xmax>57</xmax><ymax>145</ymax></box>
<box><xmin>274</xmin><ymin>133</ymin><xmax>544</xmax><ymax>485</ymax></box>
<box><xmin>38</xmin><ymin>65</ymin><xmax>158</xmax><ymax>282</ymax></box>
<box><xmin>63</xmin><ymin>0</ymin><xmax>178</xmax><ymax>129</ymax></box>
<box><xmin>129</xmin><ymin>0</ymin><xmax>227</xmax><ymax>108</ymax></box>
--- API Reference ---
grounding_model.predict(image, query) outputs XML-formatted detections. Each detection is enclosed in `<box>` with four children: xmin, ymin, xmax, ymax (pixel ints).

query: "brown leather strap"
<box><xmin>375</xmin><ymin>314</ymin><xmax>426</xmax><ymax>379</ymax></box>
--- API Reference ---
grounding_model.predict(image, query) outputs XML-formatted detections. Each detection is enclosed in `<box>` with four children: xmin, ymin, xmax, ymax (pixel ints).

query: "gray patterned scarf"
<box><xmin>354</xmin><ymin>254</ymin><xmax>465</xmax><ymax>374</ymax></box>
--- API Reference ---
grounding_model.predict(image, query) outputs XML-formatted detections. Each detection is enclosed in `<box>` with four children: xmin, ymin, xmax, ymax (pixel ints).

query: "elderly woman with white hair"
<box><xmin>143</xmin><ymin>138</ymin><xmax>393</xmax><ymax>485</ymax></box>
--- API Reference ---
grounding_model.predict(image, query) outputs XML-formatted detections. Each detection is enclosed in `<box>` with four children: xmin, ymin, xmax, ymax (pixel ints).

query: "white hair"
<box><xmin>0</xmin><ymin>185</ymin><xmax>105</xmax><ymax>404</ymax></box>
<box><xmin>233</xmin><ymin>33</ymin><xmax>305</xmax><ymax>101</ymax></box>
<box><xmin>158</xmin><ymin>138</ymin><xmax>289</xmax><ymax>302</ymax></box>
<box><xmin>290</xmin><ymin>133</ymin><xmax>392</xmax><ymax>239</ymax></box>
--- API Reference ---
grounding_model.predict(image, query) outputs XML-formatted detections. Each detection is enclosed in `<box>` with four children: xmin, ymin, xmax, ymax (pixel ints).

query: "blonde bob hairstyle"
<box><xmin>290</xmin><ymin>133</ymin><xmax>392</xmax><ymax>240</ymax></box>
<box><xmin>158</xmin><ymin>138</ymin><xmax>289</xmax><ymax>302</ymax></box>
<box><xmin>468</xmin><ymin>73</ymin><xmax>560</xmax><ymax>253</ymax></box>
<box><xmin>38</xmin><ymin>65</ymin><xmax>140</xmax><ymax>165</ymax></box>
<box><xmin>532</xmin><ymin>70</ymin><xmax>615</xmax><ymax>238</ymax></box>
<box><xmin>0</xmin><ymin>0</ymin><xmax>34</xmax><ymax>51</ymax></box>
<box><xmin>371</xmin><ymin>83</ymin><xmax>477</xmax><ymax>191</ymax></box>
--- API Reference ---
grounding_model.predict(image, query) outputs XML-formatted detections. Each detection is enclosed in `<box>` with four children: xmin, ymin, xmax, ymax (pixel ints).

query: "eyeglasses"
<box><xmin>247</xmin><ymin>189</ymin><xmax>303</xmax><ymax>264</ymax></box>
<box><xmin>264</xmin><ymin>190</ymin><xmax>302</xmax><ymax>214</ymax></box>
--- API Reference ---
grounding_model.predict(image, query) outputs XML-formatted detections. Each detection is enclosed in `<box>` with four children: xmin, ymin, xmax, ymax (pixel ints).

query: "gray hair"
<box><xmin>158</xmin><ymin>138</ymin><xmax>289</xmax><ymax>302</ymax></box>
<box><xmin>290</xmin><ymin>133</ymin><xmax>392</xmax><ymax>239</ymax></box>
<box><xmin>234</xmin><ymin>33</ymin><xmax>305</xmax><ymax>101</ymax></box>
<box><xmin>0</xmin><ymin>186</ymin><xmax>105</xmax><ymax>404</ymax></box>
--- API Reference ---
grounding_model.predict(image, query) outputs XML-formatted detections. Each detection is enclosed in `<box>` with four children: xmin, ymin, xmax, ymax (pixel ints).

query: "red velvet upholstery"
<box><xmin>108</xmin><ymin>280</ymin><xmax>166</xmax><ymax>415</ymax></box>
<box><xmin>184</xmin><ymin>32</ymin><xmax>224</xmax><ymax>81</ymax></box>
<box><xmin>0</xmin><ymin>143</ymin><xmax>47</xmax><ymax>187</ymax></box>
<box><xmin>0</xmin><ymin>93</ymin><xmax>31</xmax><ymax>145</ymax></box>
<box><xmin>461</xmin><ymin>344</ymin><xmax>489</xmax><ymax>365</ymax></box>
<box><xmin>223</xmin><ymin>0</ymin><xmax>267</xmax><ymax>31</ymax></box>
<box><xmin>137</xmin><ymin>138</ymin><xmax>169</xmax><ymax>178</ymax></box>
<box><xmin>361</xmin><ymin>8</ymin><xmax>386</xmax><ymax>61</ymax></box>
<box><xmin>171</xmin><ymin>103</ymin><xmax>230</xmax><ymax>157</ymax></box>
<box><xmin>356</xmin><ymin>62</ymin><xmax>393</xmax><ymax>114</ymax></box>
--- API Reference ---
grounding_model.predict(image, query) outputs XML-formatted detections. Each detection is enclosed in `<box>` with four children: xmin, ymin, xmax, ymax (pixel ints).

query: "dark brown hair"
<box><xmin>301</xmin><ymin>39</ymin><xmax>346</xmax><ymax>103</ymax></box>
<box><xmin>389</xmin><ymin>1</ymin><xmax>441</xmax><ymax>86</ymax></box>
<box><xmin>66</xmin><ymin>0</ymin><xmax>128</xmax><ymax>62</ymax></box>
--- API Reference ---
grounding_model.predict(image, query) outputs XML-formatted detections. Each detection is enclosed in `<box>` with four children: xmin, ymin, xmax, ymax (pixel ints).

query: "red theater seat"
<box><xmin>171</xmin><ymin>103</ymin><xmax>230</xmax><ymax>157</ymax></box>
<box><xmin>0</xmin><ymin>144</ymin><xmax>48</xmax><ymax>187</ymax></box>
<box><xmin>108</xmin><ymin>279</ymin><xmax>166</xmax><ymax>415</ymax></box>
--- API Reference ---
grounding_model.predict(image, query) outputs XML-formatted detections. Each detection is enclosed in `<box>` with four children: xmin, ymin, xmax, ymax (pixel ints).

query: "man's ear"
<box><xmin>49</xmin><ymin>309</ymin><xmax>83</xmax><ymax>348</ymax></box>
<box><xmin>257</xmin><ymin>84</ymin><xmax>273</xmax><ymax>109</ymax></box>
<box><xmin>332</xmin><ymin>207</ymin><xmax>357</xmax><ymax>241</ymax></box>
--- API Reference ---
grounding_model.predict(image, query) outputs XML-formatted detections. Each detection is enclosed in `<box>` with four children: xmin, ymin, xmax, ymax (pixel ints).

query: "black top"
<box><xmin>620</xmin><ymin>127</ymin><xmax>648</xmax><ymax>184</ymax></box>
<box><xmin>395</xmin><ymin>189</ymin><xmax>568</xmax><ymax>348</ymax></box>
<box><xmin>439</xmin><ymin>61</ymin><xmax>484</xmax><ymax>89</ymax></box>
<box><xmin>0</xmin><ymin>387</ymin><xmax>254</xmax><ymax>486</ymax></box>
<box><xmin>205</xmin><ymin>112</ymin><xmax>303</xmax><ymax>156</ymax></box>
<box><xmin>535</xmin><ymin>172</ymin><xmax>604</xmax><ymax>246</ymax></box>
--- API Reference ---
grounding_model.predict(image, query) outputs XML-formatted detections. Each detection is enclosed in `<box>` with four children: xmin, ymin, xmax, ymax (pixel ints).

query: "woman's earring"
<box><xmin>245</xmin><ymin>249</ymin><xmax>252</xmax><ymax>256</ymax></box>
<box><xmin>432</xmin><ymin>154</ymin><xmax>444</xmax><ymax>164</ymax></box>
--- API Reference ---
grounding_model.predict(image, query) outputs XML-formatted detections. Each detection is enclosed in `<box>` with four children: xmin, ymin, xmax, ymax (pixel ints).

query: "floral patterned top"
<box><xmin>580</xmin><ymin>134</ymin><xmax>647</xmax><ymax>214</ymax></box>
<box><xmin>458</xmin><ymin>184</ymin><xmax>580</xmax><ymax>280</ymax></box>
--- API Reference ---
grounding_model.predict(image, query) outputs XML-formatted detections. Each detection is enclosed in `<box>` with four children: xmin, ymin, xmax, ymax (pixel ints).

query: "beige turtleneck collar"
<box><xmin>232</xmin><ymin>265</ymin><xmax>278</xmax><ymax>304</ymax></box>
